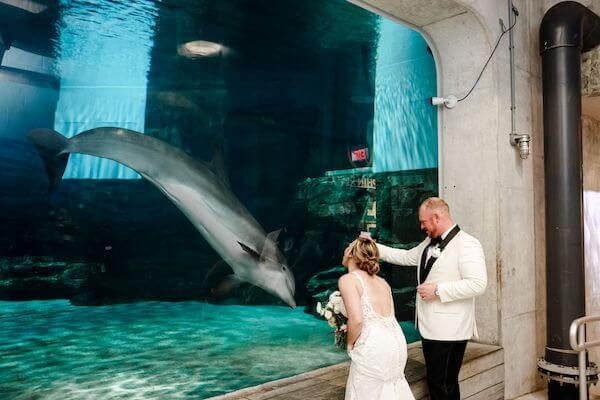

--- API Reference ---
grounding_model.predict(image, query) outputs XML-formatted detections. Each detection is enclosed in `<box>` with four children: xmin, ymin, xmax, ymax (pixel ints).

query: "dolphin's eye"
<box><xmin>282</xmin><ymin>266</ymin><xmax>287</xmax><ymax>271</ymax></box>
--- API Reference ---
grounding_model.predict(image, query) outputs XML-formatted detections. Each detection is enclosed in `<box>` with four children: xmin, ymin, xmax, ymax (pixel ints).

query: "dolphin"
<box><xmin>26</xmin><ymin>127</ymin><xmax>296</xmax><ymax>307</ymax></box>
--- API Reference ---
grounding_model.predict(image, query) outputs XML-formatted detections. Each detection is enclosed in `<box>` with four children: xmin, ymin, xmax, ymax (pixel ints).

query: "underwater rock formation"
<box><xmin>302</xmin><ymin>258</ymin><xmax>417</xmax><ymax>321</ymax></box>
<box><xmin>305</xmin><ymin>266</ymin><xmax>347</xmax><ymax>308</ymax></box>
<box><xmin>292</xmin><ymin>169</ymin><xmax>436</xmax><ymax>318</ymax></box>
<box><xmin>0</xmin><ymin>257</ymin><xmax>101</xmax><ymax>301</ymax></box>
<box><xmin>0</xmin><ymin>167</ymin><xmax>435</xmax><ymax>308</ymax></box>
<box><xmin>375</xmin><ymin>170</ymin><xmax>438</xmax><ymax>244</ymax></box>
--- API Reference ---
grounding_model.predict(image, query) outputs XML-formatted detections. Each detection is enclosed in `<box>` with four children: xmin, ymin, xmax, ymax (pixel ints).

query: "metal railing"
<box><xmin>570</xmin><ymin>316</ymin><xmax>600</xmax><ymax>400</ymax></box>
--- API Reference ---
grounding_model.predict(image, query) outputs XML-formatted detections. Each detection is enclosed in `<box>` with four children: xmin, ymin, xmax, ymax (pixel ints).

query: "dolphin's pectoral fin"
<box><xmin>201</xmin><ymin>259</ymin><xmax>234</xmax><ymax>291</ymax></box>
<box><xmin>238</xmin><ymin>241</ymin><xmax>260</xmax><ymax>260</ymax></box>
<box><xmin>211</xmin><ymin>274</ymin><xmax>245</xmax><ymax>297</ymax></box>
<box><xmin>260</xmin><ymin>229</ymin><xmax>282</xmax><ymax>263</ymax></box>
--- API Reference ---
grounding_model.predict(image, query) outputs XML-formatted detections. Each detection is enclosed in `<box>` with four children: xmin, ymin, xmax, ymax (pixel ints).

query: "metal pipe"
<box><xmin>507</xmin><ymin>1</ymin><xmax>531</xmax><ymax>159</ymax></box>
<box><xmin>539</xmin><ymin>2</ymin><xmax>600</xmax><ymax>399</ymax></box>
<box><xmin>571</xmin><ymin>316</ymin><xmax>600</xmax><ymax>351</ymax></box>
<box><xmin>508</xmin><ymin>0</ymin><xmax>515</xmax><ymax>135</ymax></box>
<box><xmin>569</xmin><ymin>316</ymin><xmax>600</xmax><ymax>400</ymax></box>
<box><xmin>580</xmin><ymin>326</ymin><xmax>587</xmax><ymax>400</ymax></box>
<box><xmin>543</xmin><ymin>40</ymin><xmax>585</xmax><ymax>368</ymax></box>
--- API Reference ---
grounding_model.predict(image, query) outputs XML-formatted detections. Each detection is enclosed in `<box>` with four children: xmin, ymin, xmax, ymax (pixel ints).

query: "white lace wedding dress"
<box><xmin>345</xmin><ymin>271</ymin><xmax>415</xmax><ymax>400</ymax></box>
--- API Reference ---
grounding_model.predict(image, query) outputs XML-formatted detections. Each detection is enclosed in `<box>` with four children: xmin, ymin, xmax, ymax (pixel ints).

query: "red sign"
<box><xmin>351</xmin><ymin>148</ymin><xmax>368</xmax><ymax>162</ymax></box>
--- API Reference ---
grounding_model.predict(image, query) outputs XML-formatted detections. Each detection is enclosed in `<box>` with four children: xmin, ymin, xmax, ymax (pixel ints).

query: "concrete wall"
<box><xmin>579</xmin><ymin>6</ymin><xmax>600</xmax><ymax>385</ymax></box>
<box><xmin>583</xmin><ymin>115</ymin><xmax>600</xmax><ymax>388</ymax></box>
<box><xmin>583</xmin><ymin>116</ymin><xmax>600</xmax><ymax>192</ymax></box>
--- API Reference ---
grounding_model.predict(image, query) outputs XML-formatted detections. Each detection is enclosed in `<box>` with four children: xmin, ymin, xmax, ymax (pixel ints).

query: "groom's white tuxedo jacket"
<box><xmin>376</xmin><ymin>229</ymin><xmax>487</xmax><ymax>341</ymax></box>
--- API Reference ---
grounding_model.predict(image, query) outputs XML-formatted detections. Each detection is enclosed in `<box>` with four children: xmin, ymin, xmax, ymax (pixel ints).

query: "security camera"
<box><xmin>430</xmin><ymin>95</ymin><xmax>457</xmax><ymax>109</ymax></box>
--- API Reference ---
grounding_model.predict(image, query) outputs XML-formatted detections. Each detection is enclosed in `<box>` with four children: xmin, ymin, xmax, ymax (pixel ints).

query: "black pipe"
<box><xmin>540</xmin><ymin>2</ymin><xmax>600</xmax><ymax>399</ymax></box>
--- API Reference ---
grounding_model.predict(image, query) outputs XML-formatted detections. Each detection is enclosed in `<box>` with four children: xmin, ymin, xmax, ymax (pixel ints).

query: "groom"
<box><xmin>375</xmin><ymin>197</ymin><xmax>487</xmax><ymax>400</ymax></box>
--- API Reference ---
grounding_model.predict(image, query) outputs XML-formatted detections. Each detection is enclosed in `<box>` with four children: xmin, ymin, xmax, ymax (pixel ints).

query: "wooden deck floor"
<box><xmin>207</xmin><ymin>342</ymin><xmax>503</xmax><ymax>400</ymax></box>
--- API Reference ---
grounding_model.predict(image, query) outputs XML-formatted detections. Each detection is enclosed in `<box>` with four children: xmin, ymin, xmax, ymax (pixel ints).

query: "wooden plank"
<box><xmin>405</xmin><ymin>357</ymin><xmax>427</xmax><ymax>382</ymax></box>
<box><xmin>464</xmin><ymin>382</ymin><xmax>504</xmax><ymax>400</ymax></box>
<box><xmin>462</xmin><ymin>343</ymin><xmax>503</xmax><ymax>363</ymax></box>
<box><xmin>206</xmin><ymin>343</ymin><xmax>504</xmax><ymax>400</ymax></box>
<box><xmin>459</xmin><ymin>348</ymin><xmax>504</xmax><ymax>381</ymax></box>
<box><xmin>327</xmin><ymin>374</ymin><xmax>350</xmax><ymax>387</ymax></box>
<box><xmin>410</xmin><ymin>379</ymin><xmax>430</xmax><ymax>399</ymax></box>
<box><xmin>460</xmin><ymin>364</ymin><xmax>505</xmax><ymax>398</ymax></box>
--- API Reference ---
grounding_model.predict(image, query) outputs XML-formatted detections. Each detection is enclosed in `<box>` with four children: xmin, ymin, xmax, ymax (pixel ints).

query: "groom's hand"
<box><xmin>417</xmin><ymin>283</ymin><xmax>438</xmax><ymax>301</ymax></box>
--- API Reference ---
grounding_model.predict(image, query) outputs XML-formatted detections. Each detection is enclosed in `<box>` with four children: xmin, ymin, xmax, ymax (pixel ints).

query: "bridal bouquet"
<box><xmin>316</xmin><ymin>291</ymin><xmax>348</xmax><ymax>349</ymax></box>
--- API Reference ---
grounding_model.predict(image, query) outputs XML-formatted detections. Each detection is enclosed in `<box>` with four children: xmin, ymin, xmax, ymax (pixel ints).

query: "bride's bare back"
<box><xmin>352</xmin><ymin>270</ymin><xmax>394</xmax><ymax>317</ymax></box>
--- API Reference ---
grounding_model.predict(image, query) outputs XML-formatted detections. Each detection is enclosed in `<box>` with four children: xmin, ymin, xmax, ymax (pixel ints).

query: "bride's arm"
<box><xmin>338</xmin><ymin>274</ymin><xmax>363</xmax><ymax>350</ymax></box>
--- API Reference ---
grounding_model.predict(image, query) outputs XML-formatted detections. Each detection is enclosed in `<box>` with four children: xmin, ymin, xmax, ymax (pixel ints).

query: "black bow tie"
<box><xmin>429</xmin><ymin>236</ymin><xmax>441</xmax><ymax>246</ymax></box>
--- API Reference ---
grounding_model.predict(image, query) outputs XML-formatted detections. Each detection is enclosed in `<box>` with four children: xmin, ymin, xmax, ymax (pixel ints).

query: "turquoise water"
<box><xmin>0</xmin><ymin>301</ymin><xmax>417</xmax><ymax>399</ymax></box>
<box><xmin>373</xmin><ymin>19</ymin><xmax>437</xmax><ymax>172</ymax></box>
<box><xmin>56</xmin><ymin>0</ymin><xmax>157</xmax><ymax>180</ymax></box>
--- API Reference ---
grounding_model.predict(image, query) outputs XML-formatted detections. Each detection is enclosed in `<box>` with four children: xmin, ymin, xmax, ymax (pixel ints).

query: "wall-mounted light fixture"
<box><xmin>430</xmin><ymin>95</ymin><xmax>457</xmax><ymax>109</ymax></box>
<box><xmin>178</xmin><ymin>40</ymin><xmax>223</xmax><ymax>58</ymax></box>
<box><xmin>510</xmin><ymin>133</ymin><xmax>531</xmax><ymax>159</ymax></box>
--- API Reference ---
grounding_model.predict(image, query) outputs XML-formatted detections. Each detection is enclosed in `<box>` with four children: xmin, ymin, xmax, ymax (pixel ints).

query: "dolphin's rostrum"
<box><xmin>26</xmin><ymin>127</ymin><xmax>296</xmax><ymax>308</ymax></box>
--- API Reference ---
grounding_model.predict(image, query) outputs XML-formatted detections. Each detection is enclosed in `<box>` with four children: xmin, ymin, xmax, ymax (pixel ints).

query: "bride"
<box><xmin>339</xmin><ymin>236</ymin><xmax>415</xmax><ymax>400</ymax></box>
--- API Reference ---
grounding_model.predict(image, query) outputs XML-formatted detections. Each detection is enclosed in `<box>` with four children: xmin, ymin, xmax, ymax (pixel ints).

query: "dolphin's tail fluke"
<box><xmin>26</xmin><ymin>129</ymin><xmax>70</xmax><ymax>194</ymax></box>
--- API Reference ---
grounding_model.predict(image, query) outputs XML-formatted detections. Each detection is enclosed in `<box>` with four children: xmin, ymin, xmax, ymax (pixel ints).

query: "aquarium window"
<box><xmin>54</xmin><ymin>0</ymin><xmax>157</xmax><ymax>179</ymax></box>
<box><xmin>372</xmin><ymin>19</ymin><xmax>438</xmax><ymax>172</ymax></box>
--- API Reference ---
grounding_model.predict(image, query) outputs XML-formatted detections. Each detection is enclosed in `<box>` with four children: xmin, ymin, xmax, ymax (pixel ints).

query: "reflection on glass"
<box><xmin>0</xmin><ymin>0</ymin><xmax>437</xmax><ymax>398</ymax></box>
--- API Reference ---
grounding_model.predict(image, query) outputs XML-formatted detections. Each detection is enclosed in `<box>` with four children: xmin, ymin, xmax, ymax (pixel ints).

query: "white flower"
<box><xmin>340</xmin><ymin>324</ymin><xmax>347</xmax><ymax>331</ymax></box>
<box><xmin>330</xmin><ymin>295</ymin><xmax>342</xmax><ymax>305</ymax></box>
<box><xmin>327</xmin><ymin>318</ymin><xmax>337</xmax><ymax>328</ymax></box>
<box><xmin>329</xmin><ymin>290</ymin><xmax>340</xmax><ymax>298</ymax></box>
<box><xmin>316</xmin><ymin>302</ymin><xmax>322</xmax><ymax>315</ymax></box>
<box><xmin>324</xmin><ymin>310</ymin><xmax>333</xmax><ymax>320</ymax></box>
<box><xmin>431</xmin><ymin>247</ymin><xmax>442</xmax><ymax>258</ymax></box>
<box><xmin>333</xmin><ymin>303</ymin><xmax>340</xmax><ymax>314</ymax></box>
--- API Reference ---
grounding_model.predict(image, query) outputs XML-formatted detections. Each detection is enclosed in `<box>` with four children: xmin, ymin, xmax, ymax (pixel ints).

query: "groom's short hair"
<box><xmin>421</xmin><ymin>197</ymin><xmax>450</xmax><ymax>216</ymax></box>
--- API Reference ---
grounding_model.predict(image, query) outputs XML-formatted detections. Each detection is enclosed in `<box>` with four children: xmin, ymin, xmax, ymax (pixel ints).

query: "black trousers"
<box><xmin>421</xmin><ymin>338</ymin><xmax>468</xmax><ymax>400</ymax></box>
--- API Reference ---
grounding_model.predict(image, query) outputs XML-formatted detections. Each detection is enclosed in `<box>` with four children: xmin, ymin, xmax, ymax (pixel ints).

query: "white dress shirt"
<box><xmin>425</xmin><ymin>224</ymin><xmax>457</xmax><ymax>264</ymax></box>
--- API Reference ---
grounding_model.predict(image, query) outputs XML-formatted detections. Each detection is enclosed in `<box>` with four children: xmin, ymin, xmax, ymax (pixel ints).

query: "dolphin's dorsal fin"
<box><xmin>260</xmin><ymin>229</ymin><xmax>282</xmax><ymax>262</ymax></box>
<box><xmin>238</xmin><ymin>241</ymin><xmax>260</xmax><ymax>260</ymax></box>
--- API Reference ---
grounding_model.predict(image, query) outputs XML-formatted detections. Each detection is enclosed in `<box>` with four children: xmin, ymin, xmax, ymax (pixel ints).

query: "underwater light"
<box><xmin>178</xmin><ymin>41</ymin><xmax>223</xmax><ymax>58</ymax></box>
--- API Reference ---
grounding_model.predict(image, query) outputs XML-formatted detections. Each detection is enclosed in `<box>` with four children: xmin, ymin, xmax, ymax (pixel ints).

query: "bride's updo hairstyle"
<box><xmin>349</xmin><ymin>237</ymin><xmax>380</xmax><ymax>275</ymax></box>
